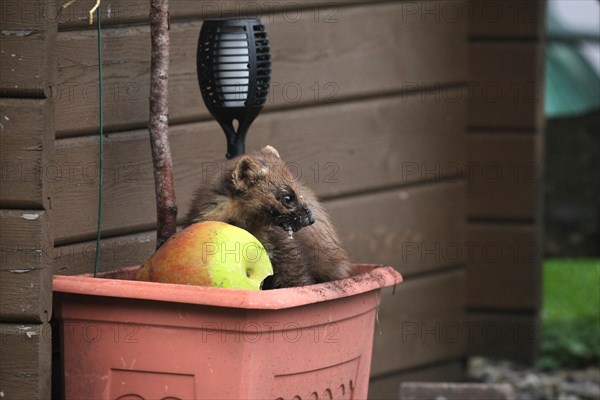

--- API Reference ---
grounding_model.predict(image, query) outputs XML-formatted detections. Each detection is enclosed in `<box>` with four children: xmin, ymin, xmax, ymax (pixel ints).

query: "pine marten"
<box><xmin>185</xmin><ymin>145</ymin><xmax>351</xmax><ymax>289</ymax></box>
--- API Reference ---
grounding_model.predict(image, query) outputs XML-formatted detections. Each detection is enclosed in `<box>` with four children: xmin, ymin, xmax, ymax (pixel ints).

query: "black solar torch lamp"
<box><xmin>197</xmin><ymin>18</ymin><xmax>271</xmax><ymax>159</ymax></box>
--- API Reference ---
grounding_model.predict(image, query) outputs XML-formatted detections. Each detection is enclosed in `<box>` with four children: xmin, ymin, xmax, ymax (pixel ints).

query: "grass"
<box><xmin>540</xmin><ymin>258</ymin><xmax>600</xmax><ymax>370</ymax></box>
<box><xmin>543</xmin><ymin>258</ymin><xmax>600</xmax><ymax>322</ymax></box>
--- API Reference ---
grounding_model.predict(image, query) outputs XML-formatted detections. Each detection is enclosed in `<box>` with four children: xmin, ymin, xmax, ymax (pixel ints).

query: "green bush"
<box><xmin>539</xmin><ymin>259</ymin><xmax>600</xmax><ymax>370</ymax></box>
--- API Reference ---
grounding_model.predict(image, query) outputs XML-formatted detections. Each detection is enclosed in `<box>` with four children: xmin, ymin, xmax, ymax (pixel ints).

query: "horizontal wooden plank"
<box><xmin>328</xmin><ymin>182</ymin><xmax>466</xmax><ymax>277</ymax></box>
<box><xmin>0</xmin><ymin>323</ymin><xmax>52</xmax><ymax>399</ymax></box>
<box><xmin>52</xmin><ymin>90</ymin><xmax>466</xmax><ymax>244</ymax></box>
<box><xmin>371</xmin><ymin>268</ymin><xmax>467</xmax><ymax>377</ymax></box>
<box><xmin>55</xmin><ymin>1</ymin><xmax>467</xmax><ymax>135</ymax></box>
<box><xmin>0</xmin><ymin>0</ymin><xmax>56</xmax><ymax>97</ymax></box>
<box><xmin>469</xmin><ymin>43</ymin><xmax>543</xmax><ymax>129</ymax></box>
<box><xmin>400</xmin><ymin>382</ymin><xmax>516</xmax><ymax>400</ymax></box>
<box><xmin>52</xmin><ymin>230</ymin><xmax>156</xmax><ymax>276</ymax></box>
<box><xmin>468</xmin><ymin>0</ymin><xmax>545</xmax><ymax>39</ymax></box>
<box><xmin>0</xmin><ymin>98</ymin><xmax>53</xmax><ymax>209</ymax></box>
<box><xmin>0</xmin><ymin>0</ymin><xmax>54</xmax><ymax>30</ymax></box>
<box><xmin>467</xmin><ymin>133</ymin><xmax>539</xmax><ymax>220</ymax></box>
<box><xmin>0</xmin><ymin>210</ymin><xmax>52</xmax><ymax>322</ymax></box>
<box><xmin>0</xmin><ymin>30</ymin><xmax>52</xmax><ymax>96</ymax></box>
<box><xmin>466</xmin><ymin>311</ymin><xmax>540</xmax><ymax>364</ymax></box>
<box><xmin>369</xmin><ymin>360</ymin><xmax>464</xmax><ymax>400</ymax></box>
<box><xmin>56</xmin><ymin>0</ymin><xmax>384</xmax><ymax>28</ymax></box>
<box><xmin>53</xmin><ymin>180</ymin><xmax>467</xmax><ymax>276</ymax></box>
<box><xmin>466</xmin><ymin>223</ymin><xmax>540</xmax><ymax>311</ymax></box>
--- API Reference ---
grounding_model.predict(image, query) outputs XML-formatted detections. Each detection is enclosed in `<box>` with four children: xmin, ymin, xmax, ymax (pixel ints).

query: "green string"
<box><xmin>94</xmin><ymin>7</ymin><xmax>103</xmax><ymax>278</ymax></box>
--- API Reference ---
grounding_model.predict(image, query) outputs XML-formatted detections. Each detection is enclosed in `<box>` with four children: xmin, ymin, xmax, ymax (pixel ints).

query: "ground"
<box><xmin>468</xmin><ymin>357</ymin><xmax>600</xmax><ymax>400</ymax></box>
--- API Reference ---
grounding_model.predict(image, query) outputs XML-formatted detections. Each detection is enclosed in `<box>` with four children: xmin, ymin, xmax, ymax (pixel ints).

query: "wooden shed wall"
<box><xmin>0</xmin><ymin>1</ymin><xmax>544</xmax><ymax>398</ymax></box>
<box><xmin>1</xmin><ymin>1</ymin><xmax>56</xmax><ymax>396</ymax></box>
<box><xmin>465</xmin><ymin>0</ymin><xmax>545</xmax><ymax>364</ymax></box>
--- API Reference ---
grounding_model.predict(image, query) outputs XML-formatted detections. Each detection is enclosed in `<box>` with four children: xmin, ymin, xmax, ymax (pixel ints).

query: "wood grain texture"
<box><xmin>328</xmin><ymin>182</ymin><xmax>466</xmax><ymax>277</ymax></box>
<box><xmin>466</xmin><ymin>223</ymin><xmax>540</xmax><ymax>311</ymax></box>
<box><xmin>0</xmin><ymin>0</ymin><xmax>56</xmax><ymax>31</ymax></box>
<box><xmin>467</xmin><ymin>133</ymin><xmax>538</xmax><ymax>220</ymax></box>
<box><xmin>467</xmin><ymin>311</ymin><xmax>540</xmax><ymax>364</ymax></box>
<box><xmin>56</xmin><ymin>0</ymin><xmax>385</xmax><ymax>28</ymax></box>
<box><xmin>52</xmin><ymin>230</ymin><xmax>155</xmax><ymax>276</ymax></box>
<box><xmin>369</xmin><ymin>360</ymin><xmax>464</xmax><ymax>400</ymax></box>
<box><xmin>0</xmin><ymin>210</ymin><xmax>52</xmax><ymax>322</ymax></box>
<box><xmin>468</xmin><ymin>0</ymin><xmax>545</xmax><ymax>39</ymax></box>
<box><xmin>52</xmin><ymin>91</ymin><xmax>466</xmax><ymax>244</ymax></box>
<box><xmin>0</xmin><ymin>0</ymin><xmax>56</xmax><ymax>97</ymax></box>
<box><xmin>0</xmin><ymin>323</ymin><xmax>52</xmax><ymax>399</ymax></box>
<box><xmin>53</xmin><ymin>181</ymin><xmax>466</xmax><ymax>276</ymax></box>
<box><xmin>371</xmin><ymin>268</ymin><xmax>467</xmax><ymax>377</ymax></box>
<box><xmin>54</xmin><ymin>1</ymin><xmax>468</xmax><ymax>135</ymax></box>
<box><xmin>469</xmin><ymin>43</ymin><xmax>542</xmax><ymax>129</ymax></box>
<box><xmin>0</xmin><ymin>98</ymin><xmax>53</xmax><ymax>209</ymax></box>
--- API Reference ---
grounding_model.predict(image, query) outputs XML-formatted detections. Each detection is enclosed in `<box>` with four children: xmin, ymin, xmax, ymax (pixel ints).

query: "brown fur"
<box><xmin>185</xmin><ymin>146</ymin><xmax>351</xmax><ymax>288</ymax></box>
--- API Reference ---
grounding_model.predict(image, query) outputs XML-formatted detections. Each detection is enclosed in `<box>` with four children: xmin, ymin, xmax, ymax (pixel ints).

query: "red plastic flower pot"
<box><xmin>53</xmin><ymin>264</ymin><xmax>402</xmax><ymax>400</ymax></box>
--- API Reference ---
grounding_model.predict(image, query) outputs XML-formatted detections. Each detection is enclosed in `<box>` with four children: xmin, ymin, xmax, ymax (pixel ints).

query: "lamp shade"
<box><xmin>197</xmin><ymin>18</ymin><xmax>271</xmax><ymax>158</ymax></box>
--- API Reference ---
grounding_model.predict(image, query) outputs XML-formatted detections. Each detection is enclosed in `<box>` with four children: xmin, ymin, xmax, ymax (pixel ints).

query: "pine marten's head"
<box><xmin>228</xmin><ymin>146</ymin><xmax>316</xmax><ymax>233</ymax></box>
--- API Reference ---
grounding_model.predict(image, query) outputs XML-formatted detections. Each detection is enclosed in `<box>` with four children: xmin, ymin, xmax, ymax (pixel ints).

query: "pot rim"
<box><xmin>53</xmin><ymin>264</ymin><xmax>402</xmax><ymax>310</ymax></box>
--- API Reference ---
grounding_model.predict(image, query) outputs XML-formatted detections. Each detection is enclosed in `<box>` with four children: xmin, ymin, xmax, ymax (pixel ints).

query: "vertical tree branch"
<box><xmin>149</xmin><ymin>0</ymin><xmax>177</xmax><ymax>249</ymax></box>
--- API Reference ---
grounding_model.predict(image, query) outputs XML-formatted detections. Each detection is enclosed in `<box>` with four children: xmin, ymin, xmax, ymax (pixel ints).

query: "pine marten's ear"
<box><xmin>261</xmin><ymin>145</ymin><xmax>280</xmax><ymax>159</ymax></box>
<box><xmin>232</xmin><ymin>156</ymin><xmax>267</xmax><ymax>190</ymax></box>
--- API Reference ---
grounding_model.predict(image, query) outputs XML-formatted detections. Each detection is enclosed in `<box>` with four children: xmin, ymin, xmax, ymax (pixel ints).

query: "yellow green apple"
<box><xmin>134</xmin><ymin>221</ymin><xmax>273</xmax><ymax>290</ymax></box>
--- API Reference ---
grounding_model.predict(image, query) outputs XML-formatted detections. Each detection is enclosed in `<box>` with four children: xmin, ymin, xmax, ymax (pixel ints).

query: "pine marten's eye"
<box><xmin>282</xmin><ymin>193</ymin><xmax>295</xmax><ymax>205</ymax></box>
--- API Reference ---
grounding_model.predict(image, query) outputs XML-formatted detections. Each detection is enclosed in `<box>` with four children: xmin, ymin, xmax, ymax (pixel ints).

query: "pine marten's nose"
<box><xmin>307</xmin><ymin>209</ymin><xmax>316</xmax><ymax>225</ymax></box>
